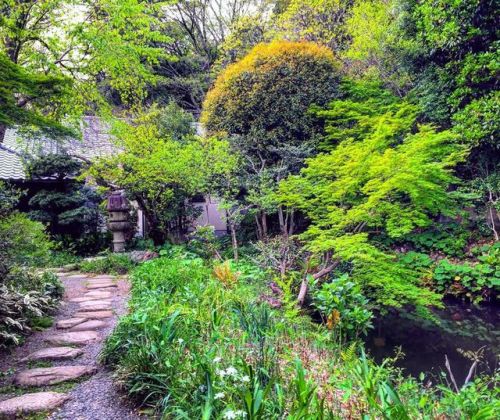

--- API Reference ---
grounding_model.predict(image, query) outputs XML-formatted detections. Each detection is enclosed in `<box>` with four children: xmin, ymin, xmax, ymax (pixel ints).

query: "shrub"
<box><xmin>0</xmin><ymin>212</ymin><xmax>52</xmax><ymax>276</ymax></box>
<box><xmin>0</xmin><ymin>270</ymin><xmax>63</xmax><ymax>348</ymax></box>
<box><xmin>202</xmin><ymin>41</ymin><xmax>340</xmax><ymax>148</ymax></box>
<box><xmin>25</xmin><ymin>154</ymin><xmax>106</xmax><ymax>255</ymax></box>
<box><xmin>432</xmin><ymin>256</ymin><xmax>500</xmax><ymax>303</ymax></box>
<box><xmin>312</xmin><ymin>274</ymin><xmax>373</xmax><ymax>341</ymax></box>
<box><xmin>78</xmin><ymin>253</ymin><xmax>136</xmax><ymax>275</ymax></box>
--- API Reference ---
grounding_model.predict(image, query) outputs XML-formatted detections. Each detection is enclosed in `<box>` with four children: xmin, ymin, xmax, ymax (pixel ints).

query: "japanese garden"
<box><xmin>0</xmin><ymin>0</ymin><xmax>498</xmax><ymax>418</ymax></box>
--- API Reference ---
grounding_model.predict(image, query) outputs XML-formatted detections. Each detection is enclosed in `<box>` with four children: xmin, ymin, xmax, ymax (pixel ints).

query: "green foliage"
<box><xmin>0</xmin><ymin>212</ymin><xmax>52</xmax><ymax>276</ymax></box>
<box><xmin>280</xmin><ymin>81</ymin><xmax>464</xmax><ymax>310</ymax></box>
<box><xmin>1</xmin><ymin>270</ymin><xmax>62</xmax><ymax>348</ymax></box>
<box><xmin>0</xmin><ymin>0</ymin><xmax>171</xmax><ymax>130</ymax></box>
<box><xmin>271</xmin><ymin>0</ymin><xmax>351</xmax><ymax>52</ymax></box>
<box><xmin>26</xmin><ymin>154</ymin><xmax>106</xmax><ymax>255</ymax></box>
<box><xmin>404</xmin><ymin>223</ymin><xmax>471</xmax><ymax>257</ymax></box>
<box><xmin>0</xmin><ymin>181</ymin><xmax>20</xmax><ymax>218</ymax></box>
<box><xmin>88</xmin><ymin>108</ymin><xmax>234</xmax><ymax>244</ymax></box>
<box><xmin>78</xmin><ymin>253</ymin><xmax>135</xmax><ymax>275</ymax></box>
<box><xmin>203</xmin><ymin>40</ymin><xmax>340</xmax><ymax>164</ymax></box>
<box><xmin>433</xmin><ymin>250</ymin><xmax>500</xmax><ymax>303</ymax></box>
<box><xmin>312</xmin><ymin>274</ymin><xmax>373</xmax><ymax>341</ymax></box>
<box><xmin>104</xmin><ymin>253</ymin><xmax>499</xmax><ymax>418</ymax></box>
<box><xmin>0</xmin><ymin>51</ymin><xmax>73</xmax><ymax>138</ymax></box>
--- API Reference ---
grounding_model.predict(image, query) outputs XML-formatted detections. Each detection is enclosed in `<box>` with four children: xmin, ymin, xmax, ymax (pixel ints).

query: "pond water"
<box><xmin>365</xmin><ymin>300</ymin><xmax>499</xmax><ymax>385</ymax></box>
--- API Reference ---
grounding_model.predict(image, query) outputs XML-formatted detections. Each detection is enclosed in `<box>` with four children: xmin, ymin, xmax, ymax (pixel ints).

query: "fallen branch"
<box><xmin>297</xmin><ymin>261</ymin><xmax>339</xmax><ymax>307</ymax></box>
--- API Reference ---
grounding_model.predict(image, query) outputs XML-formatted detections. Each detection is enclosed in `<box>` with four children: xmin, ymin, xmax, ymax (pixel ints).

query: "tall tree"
<box><xmin>0</xmin><ymin>0</ymin><xmax>171</xmax><ymax>141</ymax></box>
<box><xmin>202</xmin><ymin>40</ymin><xmax>341</xmax><ymax>237</ymax></box>
<box><xmin>151</xmin><ymin>0</ymin><xmax>269</xmax><ymax>114</ymax></box>
<box><xmin>0</xmin><ymin>52</ymin><xmax>73</xmax><ymax>140</ymax></box>
<box><xmin>279</xmin><ymin>81</ymin><xmax>466</xmax><ymax>311</ymax></box>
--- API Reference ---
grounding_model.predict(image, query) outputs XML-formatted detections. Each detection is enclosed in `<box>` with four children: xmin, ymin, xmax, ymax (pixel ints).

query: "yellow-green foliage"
<box><xmin>202</xmin><ymin>40</ymin><xmax>340</xmax><ymax>143</ymax></box>
<box><xmin>279</xmin><ymin>81</ymin><xmax>466</xmax><ymax>310</ymax></box>
<box><xmin>272</xmin><ymin>0</ymin><xmax>351</xmax><ymax>51</ymax></box>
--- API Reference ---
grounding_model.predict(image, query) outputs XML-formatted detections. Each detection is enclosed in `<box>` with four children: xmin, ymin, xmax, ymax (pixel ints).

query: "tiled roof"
<box><xmin>0</xmin><ymin>143</ymin><xmax>24</xmax><ymax>180</ymax></box>
<box><xmin>0</xmin><ymin>117</ymin><xmax>116</xmax><ymax>180</ymax></box>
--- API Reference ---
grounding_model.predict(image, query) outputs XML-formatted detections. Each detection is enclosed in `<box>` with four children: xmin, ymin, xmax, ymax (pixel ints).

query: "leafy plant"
<box><xmin>78</xmin><ymin>253</ymin><xmax>135</xmax><ymax>275</ymax></box>
<box><xmin>213</xmin><ymin>260</ymin><xmax>240</xmax><ymax>288</ymax></box>
<box><xmin>432</xmin><ymin>257</ymin><xmax>500</xmax><ymax>303</ymax></box>
<box><xmin>312</xmin><ymin>274</ymin><xmax>373</xmax><ymax>341</ymax></box>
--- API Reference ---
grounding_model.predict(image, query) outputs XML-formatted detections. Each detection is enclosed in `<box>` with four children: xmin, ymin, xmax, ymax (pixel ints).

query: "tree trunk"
<box><xmin>297</xmin><ymin>262</ymin><xmax>339</xmax><ymax>307</ymax></box>
<box><xmin>288</xmin><ymin>210</ymin><xmax>295</xmax><ymax>236</ymax></box>
<box><xmin>261</xmin><ymin>212</ymin><xmax>268</xmax><ymax>239</ymax></box>
<box><xmin>278</xmin><ymin>206</ymin><xmax>286</xmax><ymax>236</ymax></box>
<box><xmin>229</xmin><ymin>222</ymin><xmax>239</xmax><ymax>261</ymax></box>
<box><xmin>255</xmin><ymin>214</ymin><xmax>263</xmax><ymax>240</ymax></box>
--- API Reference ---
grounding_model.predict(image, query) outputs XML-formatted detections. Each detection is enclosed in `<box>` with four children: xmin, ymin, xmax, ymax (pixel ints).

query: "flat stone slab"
<box><xmin>69</xmin><ymin>296</ymin><xmax>109</xmax><ymax>303</ymax></box>
<box><xmin>84</xmin><ymin>291</ymin><xmax>112</xmax><ymax>299</ymax></box>
<box><xmin>74</xmin><ymin>311</ymin><xmax>113</xmax><ymax>319</ymax></box>
<box><xmin>14</xmin><ymin>366</ymin><xmax>96</xmax><ymax>387</ymax></box>
<box><xmin>67</xmin><ymin>274</ymin><xmax>90</xmax><ymax>279</ymax></box>
<box><xmin>69</xmin><ymin>320</ymin><xmax>107</xmax><ymax>332</ymax></box>
<box><xmin>45</xmin><ymin>331</ymin><xmax>100</xmax><ymax>346</ymax></box>
<box><xmin>21</xmin><ymin>347</ymin><xmax>83</xmax><ymax>362</ymax></box>
<box><xmin>0</xmin><ymin>392</ymin><xmax>69</xmax><ymax>416</ymax></box>
<box><xmin>78</xmin><ymin>301</ymin><xmax>112</xmax><ymax>311</ymax></box>
<box><xmin>56</xmin><ymin>318</ymin><xmax>87</xmax><ymax>329</ymax></box>
<box><xmin>87</xmin><ymin>283</ymin><xmax>117</xmax><ymax>289</ymax></box>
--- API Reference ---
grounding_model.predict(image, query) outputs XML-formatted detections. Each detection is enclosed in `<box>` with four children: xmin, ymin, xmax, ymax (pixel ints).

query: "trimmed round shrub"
<box><xmin>202</xmin><ymin>41</ymin><xmax>340</xmax><ymax>159</ymax></box>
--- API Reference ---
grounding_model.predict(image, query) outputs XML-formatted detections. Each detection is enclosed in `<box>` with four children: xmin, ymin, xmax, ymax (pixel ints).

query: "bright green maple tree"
<box><xmin>0</xmin><ymin>0</ymin><xmax>171</xmax><ymax>141</ymax></box>
<box><xmin>279</xmin><ymin>81</ymin><xmax>467</xmax><ymax>311</ymax></box>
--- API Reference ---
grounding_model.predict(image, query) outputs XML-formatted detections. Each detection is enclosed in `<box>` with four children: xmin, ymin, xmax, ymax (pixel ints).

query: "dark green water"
<box><xmin>365</xmin><ymin>301</ymin><xmax>499</xmax><ymax>384</ymax></box>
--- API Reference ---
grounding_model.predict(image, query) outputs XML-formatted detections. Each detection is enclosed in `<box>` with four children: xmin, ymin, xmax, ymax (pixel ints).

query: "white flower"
<box><xmin>198</xmin><ymin>385</ymin><xmax>207</xmax><ymax>393</ymax></box>
<box><xmin>223</xmin><ymin>410</ymin><xmax>237</xmax><ymax>419</ymax></box>
<box><xmin>177</xmin><ymin>338</ymin><xmax>184</xmax><ymax>344</ymax></box>
<box><xmin>226</xmin><ymin>366</ymin><xmax>238</xmax><ymax>376</ymax></box>
<box><xmin>224</xmin><ymin>410</ymin><xmax>246</xmax><ymax>419</ymax></box>
<box><xmin>214</xmin><ymin>356</ymin><xmax>222</xmax><ymax>363</ymax></box>
<box><xmin>214</xmin><ymin>392</ymin><xmax>225</xmax><ymax>400</ymax></box>
<box><xmin>216</xmin><ymin>368</ymin><xmax>226</xmax><ymax>377</ymax></box>
<box><xmin>240</xmin><ymin>375</ymin><xmax>250</xmax><ymax>383</ymax></box>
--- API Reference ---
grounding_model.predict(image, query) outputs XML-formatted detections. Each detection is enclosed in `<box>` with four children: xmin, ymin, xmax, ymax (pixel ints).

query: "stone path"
<box><xmin>0</xmin><ymin>272</ymin><xmax>143</xmax><ymax>419</ymax></box>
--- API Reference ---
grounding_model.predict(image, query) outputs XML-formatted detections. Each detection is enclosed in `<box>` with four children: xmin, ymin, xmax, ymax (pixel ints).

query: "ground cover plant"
<box><xmin>78</xmin><ymin>253</ymin><xmax>136</xmax><ymax>275</ymax></box>
<box><xmin>103</xmin><ymin>253</ymin><xmax>499</xmax><ymax>418</ymax></box>
<box><xmin>0</xmin><ymin>183</ymin><xmax>63</xmax><ymax>348</ymax></box>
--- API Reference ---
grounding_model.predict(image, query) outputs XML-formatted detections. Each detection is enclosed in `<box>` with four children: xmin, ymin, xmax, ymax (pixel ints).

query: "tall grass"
<box><xmin>102</xmin><ymin>255</ymin><xmax>499</xmax><ymax>418</ymax></box>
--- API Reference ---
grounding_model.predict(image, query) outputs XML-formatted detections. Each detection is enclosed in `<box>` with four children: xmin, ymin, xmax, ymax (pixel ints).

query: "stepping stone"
<box><xmin>74</xmin><ymin>311</ymin><xmax>113</xmax><ymax>319</ymax></box>
<box><xmin>79</xmin><ymin>299</ymin><xmax>111</xmax><ymax>306</ymax></box>
<box><xmin>56</xmin><ymin>318</ymin><xmax>87</xmax><ymax>329</ymax></box>
<box><xmin>45</xmin><ymin>331</ymin><xmax>100</xmax><ymax>346</ymax></box>
<box><xmin>14</xmin><ymin>365</ymin><xmax>96</xmax><ymax>387</ymax></box>
<box><xmin>21</xmin><ymin>347</ymin><xmax>83</xmax><ymax>362</ymax></box>
<box><xmin>0</xmin><ymin>392</ymin><xmax>69</xmax><ymax>416</ymax></box>
<box><xmin>90</xmin><ymin>275</ymin><xmax>114</xmax><ymax>280</ymax></box>
<box><xmin>70</xmin><ymin>296</ymin><xmax>108</xmax><ymax>303</ymax></box>
<box><xmin>67</xmin><ymin>274</ymin><xmax>89</xmax><ymax>279</ymax></box>
<box><xmin>84</xmin><ymin>291</ymin><xmax>112</xmax><ymax>299</ymax></box>
<box><xmin>78</xmin><ymin>301</ymin><xmax>112</xmax><ymax>311</ymax></box>
<box><xmin>87</xmin><ymin>283</ymin><xmax>117</xmax><ymax>289</ymax></box>
<box><xmin>69</xmin><ymin>320</ymin><xmax>107</xmax><ymax>332</ymax></box>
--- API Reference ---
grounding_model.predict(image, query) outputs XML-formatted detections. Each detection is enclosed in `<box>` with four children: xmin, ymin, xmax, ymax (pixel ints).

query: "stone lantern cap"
<box><xmin>107</xmin><ymin>190</ymin><xmax>130</xmax><ymax>212</ymax></box>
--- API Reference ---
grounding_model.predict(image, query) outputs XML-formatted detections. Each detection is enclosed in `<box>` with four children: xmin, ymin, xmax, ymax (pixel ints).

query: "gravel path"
<box><xmin>0</xmin><ymin>272</ymin><xmax>145</xmax><ymax>419</ymax></box>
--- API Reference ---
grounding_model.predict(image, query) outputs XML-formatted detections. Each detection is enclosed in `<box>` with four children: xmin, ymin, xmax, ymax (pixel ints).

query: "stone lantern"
<box><xmin>107</xmin><ymin>190</ymin><xmax>130</xmax><ymax>253</ymax></box>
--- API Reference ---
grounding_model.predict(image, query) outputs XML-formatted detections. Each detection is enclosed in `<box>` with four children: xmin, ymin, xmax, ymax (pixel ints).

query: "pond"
<box><xmin>365</xmin><ymin>300</ymin><xmax>499</xmax><ymax>385</ymax></box>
